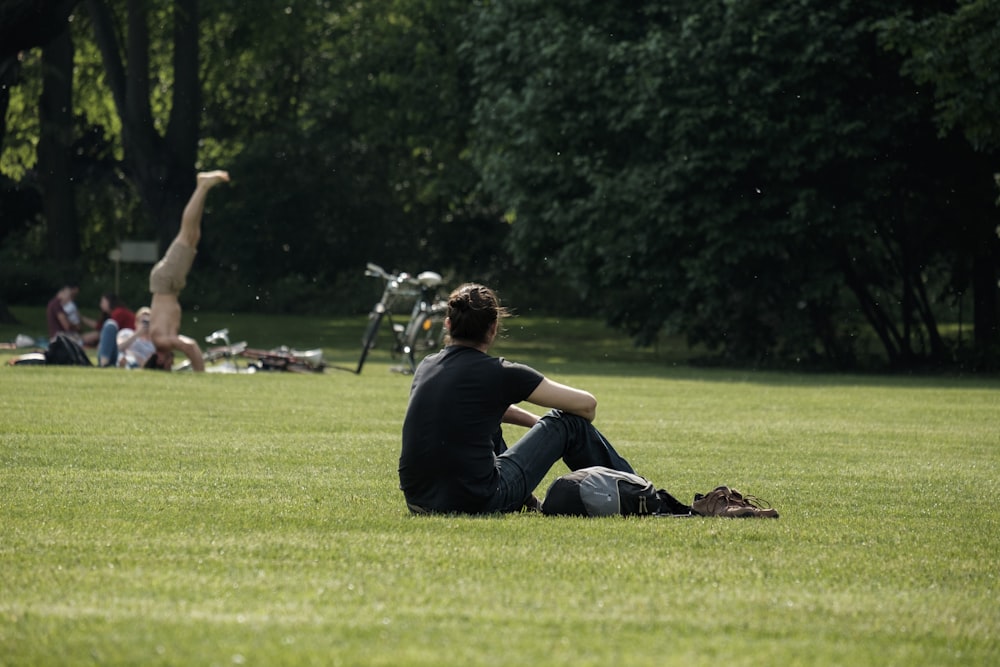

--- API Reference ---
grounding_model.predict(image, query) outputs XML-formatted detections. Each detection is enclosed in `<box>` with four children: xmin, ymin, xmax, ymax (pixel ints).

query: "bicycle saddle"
<box><xmin>417</xmin><ymin>271</ymin><xmax>443</xmax><ymax>287</ymax></box>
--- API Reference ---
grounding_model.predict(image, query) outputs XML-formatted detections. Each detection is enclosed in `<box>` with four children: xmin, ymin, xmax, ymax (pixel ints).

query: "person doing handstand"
<box><xmin>147</xmin><ymin>170</ymin><xmax>230</xmax><ymax>371</ymax></box>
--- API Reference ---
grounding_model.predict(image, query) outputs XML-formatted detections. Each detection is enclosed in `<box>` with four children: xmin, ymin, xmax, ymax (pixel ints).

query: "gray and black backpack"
<box><xmin>541</xmin><ymin>466</ymin><xmax>691</xmax><ymax>517</ymax></box>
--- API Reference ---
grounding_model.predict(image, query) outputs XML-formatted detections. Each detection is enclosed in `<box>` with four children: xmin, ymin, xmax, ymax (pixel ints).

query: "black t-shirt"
<box><xmin>399</xmin><ymin>345</ymin><xmax>544</xmax><ymax>512</ymax></box>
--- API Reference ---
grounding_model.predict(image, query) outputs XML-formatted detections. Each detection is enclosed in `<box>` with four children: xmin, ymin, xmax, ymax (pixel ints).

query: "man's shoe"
<box><xmin>692</xmin><ymin>486</ymin><xmax>779</xmax><ymax>518</ymax></box>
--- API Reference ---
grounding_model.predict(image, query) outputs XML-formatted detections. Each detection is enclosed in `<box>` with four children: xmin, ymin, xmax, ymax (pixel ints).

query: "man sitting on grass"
<box><xmin>147</xmin><ymin>170</ymin><xmax>230</xmax><ymax>371</ymax></box>
<box><xmin>399</xmin><ymin>283</ymin><xmax>637</xmax><ymax>514</ymax></box>
<box><xmin>399</xmin><ymin>285</ymin><xmax>778</xmax><ymax>518</ymax></box>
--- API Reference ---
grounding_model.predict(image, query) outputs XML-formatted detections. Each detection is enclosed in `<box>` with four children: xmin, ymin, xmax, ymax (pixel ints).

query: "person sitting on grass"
<box><xmin>146</xmin><ymin>170</ymin><xmax>230</xmax><ymax>371</ymax></box>
<box><xmin>95</xmin><ymin>293</ymin><xmax>136</xmax><ymax>367</ymax></box>
<box><xmin>117</xmin><ymin>306</ymin><xmax>156</xmax><ymax>369</ymax></box>
<box><xmin>399</xmin><ymin>283</ymin><xmax>637</xmax><ymax>514</ymax></box>
<box><xmin>46</xmin><ymin>284</ymin><xmax>93</xmax><ymax>343</ymax></box>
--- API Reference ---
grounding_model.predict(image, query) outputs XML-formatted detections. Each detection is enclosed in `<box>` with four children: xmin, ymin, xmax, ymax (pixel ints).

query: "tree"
<box><xmin>37</xmin><ymin>27</ymin><xmax>78</xmax><ymax>263</ymax></box>
<box><xmin>5</xmin><ymin>0</ymin><xmax>503</xmax><ymax>316</ymax></box>
<box><xmin>179</xmin><ymin>0</ymin><xmax>508</xmax><ymax>312</ymax></box>
<box><xmin>3</xmin><ymin>0</ymin><xmax>192</xmax><ymax>305</ymax></box>
<box><xmin>0</xmin><ymin>0</ymin><xmax>80</xmax><ymax>60</ymax></box>
<box><xmin>878</xmin><ymin>0</ymin><xmax>1000</xmax><ymax>355</ymax></box>
<box><xmin>464</xmin><ymin>0</ymin><xmax>995</xmax><ymax>368</ymax></box>
<box><xmin>85</xmin><ymin>0</ymin><xmax>200</xmax><ymax>252</ymax></box>
<box><xmin>0</xmin><ymin>60</ymin><xmax>29</xmax><ymax>319</ymax></box>
<box><xmin>345</xmin><ymin>0</ymin><xmax>511</xmax><ymax>285</ymax></box>
<box><xmin>0</xmin><ymin>0</ymin><xmax>81</xmax><ymax>324</ymax></box>
<box><xmin>178</xmin><ymin>0</ymin><xmax>449</xmax><ymax>311</ymax></box>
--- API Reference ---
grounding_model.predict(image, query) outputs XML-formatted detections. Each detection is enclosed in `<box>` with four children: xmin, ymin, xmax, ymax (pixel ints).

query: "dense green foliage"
<box><xmin>1</xmin><ymin>0</ymin><xmax>998</xmax><ymax>369</ymax></box>
<box><xmin>879</xmin><ymin>0</ymin><xmax>1000</xmax><ymax>153</ymax></box>
<box><xmin>2</xmin><ymin>313</ymin><xmax>998</xmax><ymax>665</ymax></box>
<box><xmin>465</xmin><ymin>0</ymin><xmax>999</xmax><ymax>368</ymax></box>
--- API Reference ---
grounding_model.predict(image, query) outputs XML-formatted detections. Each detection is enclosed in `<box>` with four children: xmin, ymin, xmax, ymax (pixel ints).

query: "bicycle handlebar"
<box><xmin>364</xmin><ymin>262</ymin><xmax>428</xmax><ymax>289</ymax></box>
<box><xmin>365</xmin><ymin>262</ymin><xmax>411</xmax><ymax>283</ymax></box>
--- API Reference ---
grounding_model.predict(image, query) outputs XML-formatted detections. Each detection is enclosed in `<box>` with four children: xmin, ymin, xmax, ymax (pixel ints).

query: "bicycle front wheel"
<box><xmin>404</xmin><ymin>310</ymin><xmax>446</xmax><ymax>372</ymax></box>
<box><xmin>356</xmin><ymin>307</ymin><xmax>386</xmax><ymax>374</ymax></box>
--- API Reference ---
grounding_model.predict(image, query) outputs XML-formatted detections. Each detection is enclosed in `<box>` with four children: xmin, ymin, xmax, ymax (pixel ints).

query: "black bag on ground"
<box><xmin>541</xmin><ymin>466</ymin><xmax>691</xmax><ymax>517</ymax></box>
<box><xmin>45</xmin><ymin>333</ymin><xmax>92</xmax><ymax>366</ymax></box>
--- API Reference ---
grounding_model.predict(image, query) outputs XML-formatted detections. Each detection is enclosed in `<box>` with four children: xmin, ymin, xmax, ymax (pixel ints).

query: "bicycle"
<box><xmin>356</xmin><ymin>262</ymin><xmax>447</xmax><ymax>374</ymax></box>
<box><xmin>175</xmin><ymin>328</ymin><xmax>326</xmax><ymax>373</ymax></box>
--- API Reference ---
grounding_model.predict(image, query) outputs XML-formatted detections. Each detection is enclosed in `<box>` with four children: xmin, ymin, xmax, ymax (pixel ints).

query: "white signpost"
<box><xmin>108</xmin><ymin>241</ymin><xmax>159</xmax><ymax>293</ymax></box>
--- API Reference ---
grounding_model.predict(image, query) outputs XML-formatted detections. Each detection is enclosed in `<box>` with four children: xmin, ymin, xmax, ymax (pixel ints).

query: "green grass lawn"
<box><xmin>1</xmin><ymin>310</ymin><xmax>998</xmax><ymax>666</ymax></box>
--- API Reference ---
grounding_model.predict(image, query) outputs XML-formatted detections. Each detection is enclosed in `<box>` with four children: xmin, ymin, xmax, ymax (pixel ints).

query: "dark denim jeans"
<box><xmin>484</xmin><ymin>410</ymin><xmax>635</xmax><ymax>513</ymax></box>
<box><xmin>97</xmin><ymin>319</ymin><xmax>119</xmax><ymax>367</ymax></box>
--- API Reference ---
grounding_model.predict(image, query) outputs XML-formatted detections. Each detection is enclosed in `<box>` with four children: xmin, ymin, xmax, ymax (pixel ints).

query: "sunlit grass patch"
<box><xmin>1</xmin><ymin>313</ymin><xmax>998</xmax><ymax>666</ymax></box>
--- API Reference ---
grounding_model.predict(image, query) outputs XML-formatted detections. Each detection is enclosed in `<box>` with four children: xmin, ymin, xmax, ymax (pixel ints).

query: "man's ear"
<box><xmin>444</xmin><ymin>316</ymin><xmax>452</xmax><ymax>331</ymax></box>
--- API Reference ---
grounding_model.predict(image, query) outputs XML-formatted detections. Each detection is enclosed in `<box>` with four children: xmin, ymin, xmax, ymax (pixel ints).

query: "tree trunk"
<box><xmin>86</xmin><ymin>0</ymin><xmax>200</xmax><ymax>254</ymax></box>
<box><xmin>953</xmin><ymin>153</ymin><xmax>1000</xmax><ymax>357</ymax></box>
<box><xmin>169</xmin><ymin>0</ymin><xmax>199</xmax><ymax>171</ymax></box>
<box><xmin>972</xmin><ymin>253</ymin><xmax>999</xmax><ymax>353</ymax></box>
<box><xmin>37</xmin><ymin>27</ymin><xmax>77</xmax><ymax>263</ymax></box>
<box><xmin>838</xmin><ymin>249</ymin><xmax>906</xmax><ymax>368</ymax></box>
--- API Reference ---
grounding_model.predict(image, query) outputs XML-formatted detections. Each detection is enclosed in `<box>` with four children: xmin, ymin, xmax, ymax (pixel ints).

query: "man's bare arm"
<box><xmin>526</xmin><ymin>378</ymin><xmax>598</xmax><ymax>422</ymax></box>
<box><xmin>175</xmin><ymin>335</ymin><xmax>204</xmax><ymax>372</ymax></box>
<box><xmin>502</xmin><ymin>405</ymin><xmax>540</xmax><ymax>428</ymax></box>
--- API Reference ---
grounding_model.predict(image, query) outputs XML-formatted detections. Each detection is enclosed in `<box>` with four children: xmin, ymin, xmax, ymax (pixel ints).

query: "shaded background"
<box><xmin>2</xmin><ymin>0</ymin><xmax>998</xmax><ymax>370</ymax></box>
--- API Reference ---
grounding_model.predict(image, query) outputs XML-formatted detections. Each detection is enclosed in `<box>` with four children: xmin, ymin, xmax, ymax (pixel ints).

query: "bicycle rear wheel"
<box><xmin>404</xmin><ymin>309</ymin><xmax>446</xmax><ymax>372</ymax></box>
<box><xmin>356</xmin><ymin>306</ymin><xmax>385</xmax><ymax>374</ymax></box>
